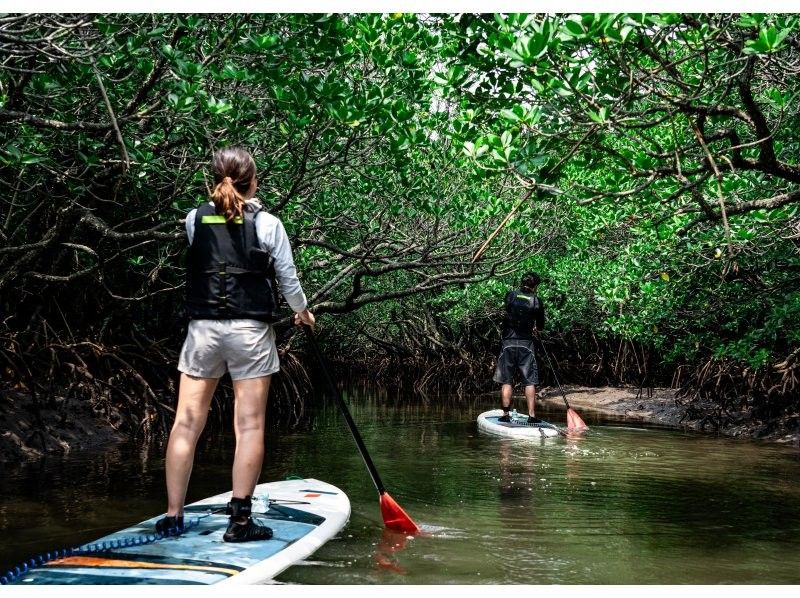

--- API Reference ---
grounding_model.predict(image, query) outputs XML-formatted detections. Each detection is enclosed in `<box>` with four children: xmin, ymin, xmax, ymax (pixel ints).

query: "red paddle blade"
<box><xmin>380</xmin><ymin>492</ymin><xmax>421</xmax><ymax>534</ymax></box>
<box><xmin>567</xmin><ymin>408</ymin><xmax>589</xmax><ymax>431</ymax></box>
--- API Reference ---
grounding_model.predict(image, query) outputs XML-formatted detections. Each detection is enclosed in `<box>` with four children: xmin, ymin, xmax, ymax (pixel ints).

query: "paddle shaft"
<box><xmin>535</xmin><ymin>337</ymin><xmax>571</xmax><ymax>409</ymax></box>
<box><xmin>303</xmin><ymin>326</ymin><xmax>387</xmax><ymax>496</ymax></box>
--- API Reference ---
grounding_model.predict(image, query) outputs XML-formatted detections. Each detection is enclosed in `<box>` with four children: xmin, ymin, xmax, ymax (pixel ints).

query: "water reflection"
<box><xmin>374</xmin><ymin>528</ymin><xmax>410</xmax><ymax>575</ymax></box>
<box><xmin>497</xmin><ymin>440</ymin><xmax>537</xmax><ymax>517</ymax></box>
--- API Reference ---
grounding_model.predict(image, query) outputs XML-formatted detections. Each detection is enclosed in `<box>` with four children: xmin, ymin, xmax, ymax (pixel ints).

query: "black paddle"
<box><xmin>535</xmin><ymin>336</ymin><xmax>588</xmax><ymax>430</ymax></box>
<box><xmin>302</xmin><ymin>325</ymin><xmax>420</xmax><ymax>534</ymax></box>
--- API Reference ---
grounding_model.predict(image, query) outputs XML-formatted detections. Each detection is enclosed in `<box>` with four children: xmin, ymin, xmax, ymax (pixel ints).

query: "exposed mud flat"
<box><xmin>538</xmin><ymin>385</ymin><xmax>800</xmax><ymax>446</ymax></box>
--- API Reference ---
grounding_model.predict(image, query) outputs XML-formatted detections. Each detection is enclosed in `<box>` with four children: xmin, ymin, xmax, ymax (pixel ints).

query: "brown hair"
<box><xmin>210</xmin><ymin>147</ymin><xmax>256</xmax><ymax>222</ymax></box>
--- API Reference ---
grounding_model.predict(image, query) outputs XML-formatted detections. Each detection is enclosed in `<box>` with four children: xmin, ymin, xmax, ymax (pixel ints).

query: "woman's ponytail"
<box><xmin>209</xmin><ymin>147</ymin><xmax>256</xmax><ymax>222</ymax></box>
<box><xmin>211</xmin><ymin>175</ymin><xmax>246</xmax><ymax>222</ymax></box>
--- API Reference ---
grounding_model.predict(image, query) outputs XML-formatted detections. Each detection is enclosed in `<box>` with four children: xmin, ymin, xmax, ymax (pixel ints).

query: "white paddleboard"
<box><xmin>9</xmin><ymin>478</ymin><xmax>350</xmax><ymax>585</ymax></box>
<box><xmin>478</xmin><ymin>409</ymin><xmax>561</xmax><ymax>438</ymax></box>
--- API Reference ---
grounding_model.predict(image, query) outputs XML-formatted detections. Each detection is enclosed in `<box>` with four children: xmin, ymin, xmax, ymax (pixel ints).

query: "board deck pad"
<box><xmin>477</xmin><ymin>409</ymin><xmax>561</xmax><ymax>438</ymax></box>
<box><xmin>10</xmin><ymin>478</ymin><xmax>350</xmax><ymax>585</ymax></box>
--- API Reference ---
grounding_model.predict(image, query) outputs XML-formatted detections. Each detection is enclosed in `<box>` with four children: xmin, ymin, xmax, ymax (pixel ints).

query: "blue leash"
<box><xmin>0</xmin><ymin>514</ymin><xmax>209</xmax><ymax>585</ymax></box>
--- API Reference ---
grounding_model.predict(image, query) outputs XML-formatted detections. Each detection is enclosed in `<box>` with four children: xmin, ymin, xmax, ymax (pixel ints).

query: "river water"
<box><xmin>1</xmin><ymin>388</ymin><xmax>799</xmax><ymax>584</ymax></box>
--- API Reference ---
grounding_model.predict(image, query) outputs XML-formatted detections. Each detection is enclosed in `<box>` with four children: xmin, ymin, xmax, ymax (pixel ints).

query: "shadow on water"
<box><xmin>1</xmin><ymin>387</ymin><xmax>799</xmax><ymax>584</ymax></box>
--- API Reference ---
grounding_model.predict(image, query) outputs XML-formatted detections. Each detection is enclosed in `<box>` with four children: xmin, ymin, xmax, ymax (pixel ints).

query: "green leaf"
<box><xmin>252</xmin><ymin>34</ymin><xmax>279</xmax><ymax>49</ymax></box>
<box><xmin>96</xmin><ymin>20</ymin><xmax>122</xmax><ymax>34</ymax></box>
<box><xmin>564</xmin><ymin>19</ymin><xmax>585</xmax><ymax>37</ymax></box>
<box><xmin>4</xmin><ymin>144</ymin><xmax>21</xmax><ymax>160</ymax></box>
<box><xmin>527</xmin><ymin>33</ymin><xmax>547</xmax><ymax>59</ymax></box>
<box><xmin>206</xmin><ymin>96</ymin><xmax>233</xmax><ymax>115</ymax></box>
<box><xmin>21</xmin><ymin>155</ymin><xmax>47</xmax><ymax>164</ymax></box>
<box><xmin>500</xmin><ymin>108</ymin><xmax>520</xmax><ymax>122</ymax></box>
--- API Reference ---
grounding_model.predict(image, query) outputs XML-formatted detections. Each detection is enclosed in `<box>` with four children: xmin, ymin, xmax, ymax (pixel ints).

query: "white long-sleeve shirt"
<box><xmin>185</xmin><ymin>200</ymin><xmax>308</xmax><ymax>313</ymax></box>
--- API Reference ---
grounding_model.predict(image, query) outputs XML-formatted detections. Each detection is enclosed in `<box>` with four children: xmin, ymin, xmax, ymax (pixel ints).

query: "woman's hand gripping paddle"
<box><xmin>536</xmin><ymin>337</ymin><xmax>588</xmax><ymax>431</ymax></box>
<box><xmin>303</xmin><ymin>326</ymin><xmax>421</xmax><ymax>534</ymax></box>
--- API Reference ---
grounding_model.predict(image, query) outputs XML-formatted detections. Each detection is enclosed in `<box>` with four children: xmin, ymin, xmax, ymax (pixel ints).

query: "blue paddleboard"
<box><xmin>8</xmin><ymin>478</ymin><xmax>350</xmax><ymax>585</ymax></box>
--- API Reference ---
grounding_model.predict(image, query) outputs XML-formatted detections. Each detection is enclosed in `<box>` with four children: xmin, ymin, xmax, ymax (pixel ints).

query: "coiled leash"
<box><xmin>0</xmin><ymin>513</ymin><xmax>210</xmax><ymax>585</ymax></box>
<box><xmin>0</xmin><ymin>492</ymin><xmax>296</xmax><ymax>584</ymax></box>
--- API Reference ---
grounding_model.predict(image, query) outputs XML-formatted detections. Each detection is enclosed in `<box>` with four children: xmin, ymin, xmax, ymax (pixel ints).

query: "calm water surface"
<box><xmin>1</xmin><ymin>390</ymin><xmax>799</xmax><ymax>584</ymax></box>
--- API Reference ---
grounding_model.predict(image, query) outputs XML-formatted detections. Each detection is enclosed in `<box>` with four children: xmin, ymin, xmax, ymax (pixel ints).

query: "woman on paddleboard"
<box><xmin>156</xmin><ymin>147</ymin><xmax>315</xmax><ymax>542</ymax></box>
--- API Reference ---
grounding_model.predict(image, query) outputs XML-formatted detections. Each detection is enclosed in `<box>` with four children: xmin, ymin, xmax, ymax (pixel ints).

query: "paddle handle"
<box><xmin>535</xmin><ymin>337</ymin><xmax>571</xmax><ymax>409</ymax></box>
<box><xmin>303</xmin><ymin>326</ymin><xmax>387</xmax><ymax>496</ymax></box>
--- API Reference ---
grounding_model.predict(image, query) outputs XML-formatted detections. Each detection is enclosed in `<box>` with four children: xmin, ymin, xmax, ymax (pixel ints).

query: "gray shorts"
<box><xmin>178</xmin><ymin>319</ymin><xmax>280</xmax><ymax>380</ymax></box>
<box><xmin>493</xmin><ymin>340</ymin><xmax>539</xmax><ymax>386</ymax></box>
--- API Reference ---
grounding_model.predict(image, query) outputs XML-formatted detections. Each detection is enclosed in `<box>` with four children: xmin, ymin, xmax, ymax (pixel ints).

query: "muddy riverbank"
<box><xmin>0</xmin><ymin>390</ymin><xmax>126</xmax><ymax>463</ymax></box>
<box><xmin>538</xmin><ymin>385</ymin><xmax>799</xmax><ymax>446</ymax></box>
<box><xmin>3</xmin><ymin>383</ymin><xmax>798</xmax><ymax>464</ymax></box>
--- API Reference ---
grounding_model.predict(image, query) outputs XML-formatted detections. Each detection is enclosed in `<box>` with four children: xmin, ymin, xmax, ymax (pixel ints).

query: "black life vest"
<box><xmin>185</xmin><ymin>203</ymin><xmax>280</xmax><ymax>322</ymax></box>
<box><xmin>504</xmin><ymin>290</ymin><xmax>540</xmax><ymax>337</ymax></box>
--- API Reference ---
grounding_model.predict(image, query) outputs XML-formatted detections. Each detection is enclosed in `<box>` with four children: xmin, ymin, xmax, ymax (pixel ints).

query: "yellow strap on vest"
<box><xmin>201</xmin><ymin>215</ymin><xmax>243</xmax><ymax>224</ymax></box>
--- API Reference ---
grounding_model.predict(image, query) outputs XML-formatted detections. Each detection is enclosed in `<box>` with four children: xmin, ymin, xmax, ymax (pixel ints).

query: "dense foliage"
<box><xmin>429</xmin><ymin>14</ymin><xmax>800</xmax><ymax>419</ymax></box>
<box><xmin>1</xmin><ymin>13</ymin><xmax>798</xmax><ymax>439</ymax></box>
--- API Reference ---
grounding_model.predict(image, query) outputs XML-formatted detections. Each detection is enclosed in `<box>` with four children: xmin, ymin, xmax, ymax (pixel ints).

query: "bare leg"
<box><xmin>231</xmin><ymin>376</ymin><xmax>271</xmax><ymax>501</ymax></box>
<box><xmin>525</xmin><ymin>384</ymin><xmax>536</xmax><ymax>417</ymax></box>
<box><xmin>165</xmin><ymin>374</ymin><xmax>218</xmax><ymax>516</ymax></box>
<box><xmin>501</xmin><ymin>383</ymin><xmax>513</xmax><ymax>410</ymax></box>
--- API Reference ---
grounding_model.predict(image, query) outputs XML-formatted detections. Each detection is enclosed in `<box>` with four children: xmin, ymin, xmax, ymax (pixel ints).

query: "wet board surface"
<box><xmin>10</xmin><ymin>478</ymin><xmax>350</xmax><ymax>585</ymax></box>
<box><xmin>477</xmin><ymin>409</ymin><xmax>561</xmax><ymax>438</ymax></box>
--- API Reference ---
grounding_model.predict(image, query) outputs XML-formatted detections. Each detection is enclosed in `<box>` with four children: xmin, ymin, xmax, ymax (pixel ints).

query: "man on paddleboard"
<box><xmin>493</xmin><ymin>272</ymin><xmax>545</xmax><ymax>424</ymax></box>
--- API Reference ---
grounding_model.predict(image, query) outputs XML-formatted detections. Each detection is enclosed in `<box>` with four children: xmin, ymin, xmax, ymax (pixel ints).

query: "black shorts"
<box><xmin>493</xmin><ymin>340</ymin><xmax>539</xmax><ymax>386</ymax></box>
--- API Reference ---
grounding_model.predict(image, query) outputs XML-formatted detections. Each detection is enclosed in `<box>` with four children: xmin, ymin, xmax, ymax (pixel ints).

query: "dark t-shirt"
<box><xmin>501</xmin><ymin>289</ymin><xmax>545</xmax><ymax>340</ymax></box>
